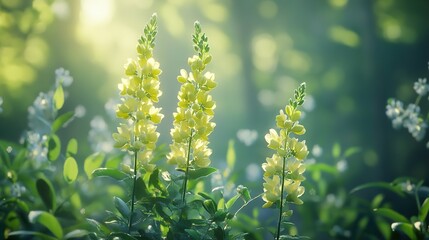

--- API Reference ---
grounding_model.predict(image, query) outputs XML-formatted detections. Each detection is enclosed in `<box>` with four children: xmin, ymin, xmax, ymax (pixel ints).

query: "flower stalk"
<box><xmin>261</xmin><ymin>83</ymin><xmax>308</xmax><ymax>239</ymax></box>
<box><xmin>167</xmin><ymin>22</ymin><xmax>216</xmax><ymax>203</ymax></box>
<box><xmin>112</xmin><ymin>14</ymin><xmax>163</xmax><ymax>233</ymax></box>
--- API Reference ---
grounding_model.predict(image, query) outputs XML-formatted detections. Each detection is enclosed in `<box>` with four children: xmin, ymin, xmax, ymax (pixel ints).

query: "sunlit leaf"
<box><xmin>53</xmin><ymin>85</ymin><xmax>64</xmax><ymax>110</ymax></box>
<box><xmin>418</xmin><ymin>197</ymin><xmax>429</xmax><ymax>221</ymax></box>
<box><xmin>374</xmin><ymin>208</ymin><xmax>409</xmax><ymax>223</ymax></box>
<box><xmin>107</xmin><ymin>232</ymin><xmax>138</xmax><ymax>240</ymax></box>
<box><xmin>332</xmin><ymin>142</ymin><xmax>341</xmax><ymax>158</ymax></box>
<box><xmin>52</xmin><ymin>111</ymin><xmax>74</xmax><ymax>133</ymax></box>
<box><xmin>28</xmin><ymin>211</ymin><xmax>63</xmax><ymax>238</ymax></box>
<box><xmin>7</xmin><ymin>231</ymin><xmax>58</xmax><ymax>240</ymax></box>
<box><xmin>391</xmin><ymin>222</ymin><xmax>417</xmax><ymax>239</ymax></box>
<box><xmin>371</xmin><ymin>194</ymin><xmax>384</xmax><ymax>209</ymax></box>
<box><xmin>48</xmin><ymin>134</ymin><xmax>61</xmax><ymax>161</ymax></box>
<box><xmin>66</xmin><ymin>138</ymin><xmax>78</xmax><ymax>157</ymax></box>
<box><xmin>188</xmin><ymin>167</ymin><xmax>217</xmax><ymax>180</ymax></box>
<box><xmin>350</xmin><ymin>182</ymin><xmax>405</xmax><ymax>197</ymax></box>
<box><xmin>36</xmin><ymin>178</ymin><xmax>56</xmax><ymax>211</ymax></box>
<box><xmin>84</xmin><ymin>152</ymin><xmax>105</xmax><ymax>178</ymax></box>
<box><xmin>226</xmin><ymin>140</ymin><xmax>236</xmax><ymax>171</ymax></box>
<box><xmin>307</xmin><ymin>163</ymin><xmax>338</xmax><ymax>175</ymax></box>
<box><xmin>64</xmin><ymin>229</ymin><xmax>89</xmax><ymax>239</ymax></box>
<box><xmin>92</xmin><ymin>168</ymin><xmax>129</xmax><ymax>180</ymax></box>
<box><xmin>105</xmin><ymin>154</ymin><xmax>122</xmax><ymax>169</ymax></box>
<box><xmin>63</xmin><ymin>157</ymin><xmax>78</xmax><ymax>183</ymax></box>
<box><xmin>344</xmin><ymin>147</ymin><xmax>360</xmax><ymax>158</ymax></box>
<box><xmin>86</xmin><ymin>218</ymin><xmax>111</xmax><ymax>235</ymax></box>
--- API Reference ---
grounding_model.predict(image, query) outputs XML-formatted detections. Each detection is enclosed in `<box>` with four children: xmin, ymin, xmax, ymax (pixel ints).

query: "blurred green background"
<box><xmin>1</xmin><ymin>0</ymin><xmax>429</xmax><ymax>218</ymax></box>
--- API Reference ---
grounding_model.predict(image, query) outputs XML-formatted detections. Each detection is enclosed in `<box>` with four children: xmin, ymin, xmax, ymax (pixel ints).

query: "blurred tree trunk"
<box><xmin>230</xmin><ymin>0</ymin><xmax>264</xmax><ymax>127</ymax></box>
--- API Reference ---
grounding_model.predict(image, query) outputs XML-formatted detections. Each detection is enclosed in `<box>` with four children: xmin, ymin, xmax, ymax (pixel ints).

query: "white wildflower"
<box><xmin>414</xmin><ymin>78</ymin><xmax>429</xmax><ymax>96</ymax></box>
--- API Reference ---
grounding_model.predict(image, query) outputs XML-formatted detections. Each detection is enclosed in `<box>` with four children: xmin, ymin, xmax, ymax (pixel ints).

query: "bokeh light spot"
<box><xmin>252</xmin><ymin>34</ymin><xmax>278</xmax><ymax>72</ymax></box>
<box><xmin>329</xmin><ymin>26</ymin><xmax>360</xmax><ymax>47</ymax></box>
<box><xmin>329</xmin><ymin>0</ymin><xmax>348</xmax><ymax>8</ymax></box>
<box><xmin>202</xmin><ymin>3</ymin><xmax>228</xmax><ymax>22</ymax></box>
<box><xmin>259</xmin><ymin>1</ymin><xmax>278</xmax><ymax>19</ymax></box>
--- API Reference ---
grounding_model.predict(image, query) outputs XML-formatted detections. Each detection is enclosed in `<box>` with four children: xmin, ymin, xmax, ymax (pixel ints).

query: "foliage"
<box><xmin>1</xmin><ymin>11</ymin><xmax>428</xmax><ymax>240</ymax></box>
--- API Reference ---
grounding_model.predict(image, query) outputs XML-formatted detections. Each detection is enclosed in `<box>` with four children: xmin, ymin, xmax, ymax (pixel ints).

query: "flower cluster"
<box><xmin>262</xmin><ymin>83</ymin><xmax>309</xmax><ymax>208</ymax></box>
<box><xmin>24</xmin><ymin>68</ymin><xmax>74</xmax><ymax>166</ymax></box>
<box><xmin>386</xmin><ymin>63</ymin><xmax>429</xmax><ymax>145</ymax></box>
<box><xmin>167</xmin><ymin>22</ymin><xmax>216</xmax><ymax>170</ymax></box>
<box><xmin>112</xmin><ymin>14</ymin><xmax>163</xmax><ymax>172</ymax></box>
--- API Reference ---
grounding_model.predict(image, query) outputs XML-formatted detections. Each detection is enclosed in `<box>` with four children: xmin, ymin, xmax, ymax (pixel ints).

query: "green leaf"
<box><xmin>374</xmin><ymin>208</ymin><xmax>409</xmax><ymax>223</ymax></box>
<box><xmin>371</xmin><ymin>194</ymin><xmax>384</xmax><ymax>209</ymax></box>
<box><xmin>344</xmin><ymin>147</ymin><xmax>360</xmax><ymax>158</ymax></box>
<box><xmin>114</xmin><ymin>196</ymin><xmax>130</xmax><ymax>220</ymax></box>
<box><xmin>52</xmin><ymin>111</ymin><xmax>74</xmax><ymax>133</ymax></box>
<box><xmin>188</xmin><ymin>167</ymin><xmax>217</xmax><ymax>180</ymax></box>
<box><xmin>66</xmin><ymin>138</ymin><xmax>78</xmax><ymax>157</ymax></box>
<box><xmin>134</xmin><ymin>177</ymin><xmax>150</xmax><ymax>200</ymax></box>
<box><xmin>36</xmin><ymin>178</ymin><xmax>56</xmax><ymax>211</ymax></box>
<box><xmin>350</xmin><ymin>182</ymin><xmax>405</xmax><ymax>197</ymax></box>
<box><xmin>202</xmin><ymin>199</ymin><xmax>217</xmax><ymax>215</ymax></box>
<box><xmin>307</xmin><ymin>163</ymin><xmax>338</xmax><ymax>175</ymax></box>
<box><xmin>92</xmin><ymin>168</ymin><xmax>130</xmax><ymax>180</ymax></box>
<box><xmin>64</xmin><ymin>229</ymin><xmax>89</xmax><ymax>239</ymax></box>
<box><xmin>237</xmin><ymin>185</ymin><xmax>251</xmax><ymax>202</ymax></box>
<box><xmin>53</xmin><ymin>84</ymin><xmax>64</xmax><ymax>110</ymax></box>
<box><xmin>107</xmin><ymin>232</ymin><xmax>138</xmax><ymax>240</ymax></box>
<box><xmin>84</xmin><ymin>152</ymin><xmax>105</xmax><ymax>178</ymax></box>
<box><xmin>48</xmin><ymin>134</ymin><xmax>61</xmax><ymax>161</ymax></box>
<box><xmin>391</xmin><ymin>222</ymin><xmax>417</xmax><ymax>239</ymax></box>
<box><xmin>226</xmin><ymin>140</ymin><xmax>236</xmax><ymax>171</ymax></box>
<box><xmin>64</xmin><ymin>157</ymin><xmax>78</xmax><ymax>183</ymax></box>
<box><xmin>86</xmin><ymin>218</ymin><xmax>111</xmax><ymax>235</ymax></box>
<box><xmin>149</xmin><ymin>169</ymin><xmax>166</xmax><ymax>193</ymax></box>
<box><xmin>226</xmin><ymin>194</ymin><xmax>240</xmax><ymax>209</ymax></box>
<box><xmin>7</xmin><ymin>231</ymin><xmax>58</xmax><ymax>240</ymax></box>
<box><xmin>375</xmin><ymin>216</ymin><xmax>391</xmax><ymax>239</ymax></box>
<box><xmin>332</xmin><ymin>143</ymin><xmax>341</xmax><ymax>158</ymax></box>
<box><xmin>418</xmin><ymin>197</ymin><xmax>429</xmax><ymax>221</ymax></box>
<box><xmin>105</xmin><ymin>154</ymin><xmax>122</xmax><ymax>169</ymax></box>
<box><xmin>29</xmin><ymin>211</ymin><xmax>63</xmax><ymax>238</ymax></box>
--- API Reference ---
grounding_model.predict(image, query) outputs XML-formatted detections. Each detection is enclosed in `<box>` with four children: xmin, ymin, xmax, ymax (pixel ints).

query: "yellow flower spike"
<box><xmin>261</xmin><ymin>83</ymin><xmax>308</xmax><ymax>237</ymax></box>
<box><xmin>168</xmin><ymin>21</ymin><xmax>216</xmax><ymax>203</ymax></box>
<box><xmin>149</xmin><ymin>107</ymin><xmax>163</xmax><ymax>124</ymax></box>
<box><xmin>262</xmin><ymin>175</ymin><xmax>281</xmax><ymax>208</ymax></box>
<box><xmin>291</xmin><ymin>124</ymin><xmax>306</xmax><ymax>135</ymax></box>
<box><xmin>262</xmin><ymin>154</ymin><xmax>283</xmax><ymax>177</ymax></box>
<box><xmin>124</xmin><ymin>59</ymin><xmax>137</xmax><ymax>76</ymax></box>
<box><xmin>265</xmin><ymin>129</ymin><xmax>281</xmax><ymax>150</ymax></box>
<box><xmin>167</xmin><ymin>143</ymin><xmax>187</xmax><ymax>168</ymax></box>
<box><xmin>112</xmin><ymin>124</ymin><xmax>131</xmax><ymax>149</ymax></box>
<box><xmin>291</xmin><ymin>110</ymin><xmax>301</xmax><ymax>122</ymax></box>
<box><xmin>285</xmin><ymin>105</ymin><xmax>294</xmax><ymax>117</ymax></box>
<box><xmin>294</xmin><ymin>140</ymin><xmax>309</xmax><ymax>160</ymax></box>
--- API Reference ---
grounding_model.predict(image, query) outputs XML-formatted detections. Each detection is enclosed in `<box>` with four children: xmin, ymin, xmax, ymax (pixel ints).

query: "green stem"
<box><xmin>415</xmin><ymin>95</ymin><xmax>422</xmax><ymax>106</ymax></box>
<box><xmin>276</xmin><ymin>156</ymin><xmax>287</xmax><ymax>240</ymax></box>
<box><xmin>182</xmin><ymin>133</ymin><xmax>193</xmax><ymax>203</ymax></box>
<box><xmin>128</xmin><ymin>151</ymin><xmax>138</xmax><ymax>233</ymax></box>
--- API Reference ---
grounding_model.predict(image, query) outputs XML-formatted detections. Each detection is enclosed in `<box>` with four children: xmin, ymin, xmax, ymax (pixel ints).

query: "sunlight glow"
<box><xmin>80</xmin><ymin>0</ymin><xmax>114</xmax><ymax>26</ymax></box>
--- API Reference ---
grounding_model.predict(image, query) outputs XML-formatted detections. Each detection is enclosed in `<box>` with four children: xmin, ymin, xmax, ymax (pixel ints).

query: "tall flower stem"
<box><xmin>276</xmin><ymin>155</ymin><xmax>287</xmax><ymax>240</ymax></box>
<box><xmin>182</xmin><ymin>132</ymin><xmax>193</xmax><ymax>203</ymax></box>
<box><xmin>128</xmin><ymin>151</ymin><xmax>138</xmax><ymax>233</ymax></box>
